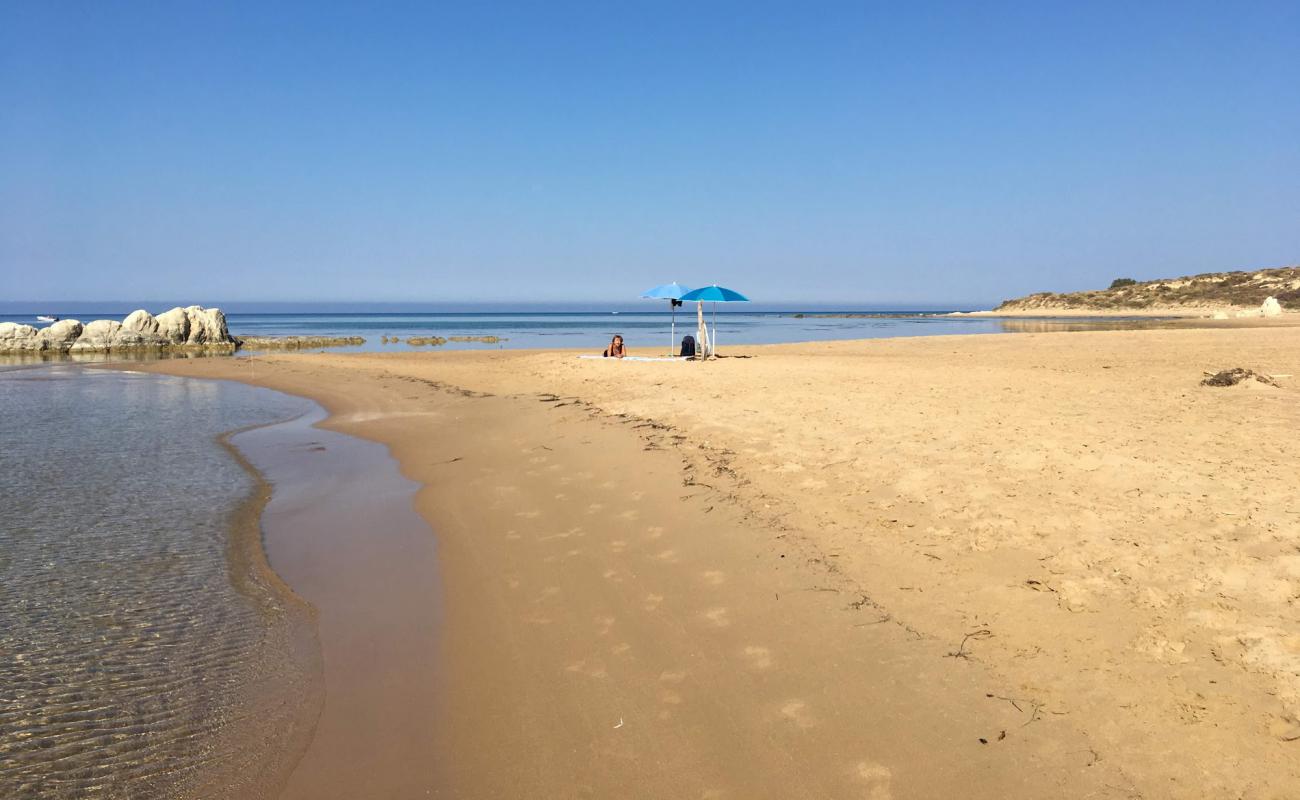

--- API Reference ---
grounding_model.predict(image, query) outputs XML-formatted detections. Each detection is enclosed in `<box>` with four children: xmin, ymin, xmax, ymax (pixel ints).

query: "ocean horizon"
<box><xmin>0</xmin><ymin>305</ymin><xmax>1171</xmax><ymax>356</ymax></box>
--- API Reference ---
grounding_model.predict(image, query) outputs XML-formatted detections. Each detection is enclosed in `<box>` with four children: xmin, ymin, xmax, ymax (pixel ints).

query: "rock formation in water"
<box><xmin>0</xmin><ymin>306</ymin><xmax>236</xmax><ymax>355</ymax></box>
<box><xmin>236</xmin><ymin>335</ymin><xmax>366</xmax><ymax>350</ymax></box>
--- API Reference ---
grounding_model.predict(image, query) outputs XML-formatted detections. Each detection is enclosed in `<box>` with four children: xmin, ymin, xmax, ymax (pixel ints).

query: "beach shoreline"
<box><xmin>122</xmin><ymin>323</ymin><xmax>1300</xmax><ymax>798</ymax></box>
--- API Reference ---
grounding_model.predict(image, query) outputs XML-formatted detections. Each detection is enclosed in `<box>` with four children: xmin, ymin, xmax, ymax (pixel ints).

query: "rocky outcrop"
<box><xmin>155</xmin><ymin>307</ymin><xmax>191</xmax><ymax>343</ymax></box>
<box><xmin>0</xmin><ymin>322</ymin><xmax>41</xmax><ymax>352</ymax></box>
<box><xmin>995</xmin><ymin>265</ymin><xmax>1300</xmax><ymax>313</ymax></box>
<box><xmin>0</xmin><ymin>320</ymin><xmax>87</xmax><ymax>353</ymax></box>
<box><xmin>236</xmin><ymin>335</ymin><xmax>365</xmax><ymax>350</ymax></box>
<box><xmin>0</xmin><ymin>307</ymin><xmax>236</xmax><ymax>355</ymax></box>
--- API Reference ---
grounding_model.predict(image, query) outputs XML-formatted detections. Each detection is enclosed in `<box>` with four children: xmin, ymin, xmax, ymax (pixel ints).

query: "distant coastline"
<box><xmin>985</xmin><ymin>264</ymin><xmax>1298</xmax><ymax>317</ymax></box>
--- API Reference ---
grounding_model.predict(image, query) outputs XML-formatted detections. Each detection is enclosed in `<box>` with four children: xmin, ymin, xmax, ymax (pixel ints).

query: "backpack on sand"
<box><xmin>680</xmin><ymin>335</ymin><xmax>697</xmax><ymax>358</ymax></box>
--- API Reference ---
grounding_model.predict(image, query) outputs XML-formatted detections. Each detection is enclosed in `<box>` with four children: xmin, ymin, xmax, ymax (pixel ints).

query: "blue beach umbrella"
<box><xmin>640</xmin><ymin>282</ymin><xmax>693</xmax><ymax>355</ymax></box>
<box><xmin>679</xmin><ymin>285</ymin><xmax>750</xmax><ymax>357</ymax></box>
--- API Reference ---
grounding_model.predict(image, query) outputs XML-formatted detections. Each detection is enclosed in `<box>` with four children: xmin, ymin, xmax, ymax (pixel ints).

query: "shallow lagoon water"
<box><xmin>0</xmin><ymin>367</ymin><xmax>319</xmax><ymax>799</ymax></box>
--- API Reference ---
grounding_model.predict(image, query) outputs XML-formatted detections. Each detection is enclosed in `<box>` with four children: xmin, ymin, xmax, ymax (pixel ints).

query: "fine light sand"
<box><xmin>135</xmin><ymin>325</ymin><xmax>1300</xmax><ymax>798</ymax></box>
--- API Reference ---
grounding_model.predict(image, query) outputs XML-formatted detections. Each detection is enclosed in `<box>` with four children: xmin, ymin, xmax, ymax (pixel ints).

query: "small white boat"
<box><xmin>37</xmin><ymin>315</ymin><xmax>59</xmax><ymax>323</ymax></box>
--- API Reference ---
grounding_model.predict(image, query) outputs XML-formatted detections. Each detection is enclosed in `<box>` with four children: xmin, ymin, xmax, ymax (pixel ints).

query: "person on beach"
<box><xmin>603</xmin><ymin>334</ymin><xmax>627</xmax><ymax>358</ymax></box>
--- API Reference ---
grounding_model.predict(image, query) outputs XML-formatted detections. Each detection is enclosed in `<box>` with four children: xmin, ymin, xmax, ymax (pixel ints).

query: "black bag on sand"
<box><xmin>680</xmin><ymin>335</ymin><xmax>696</xmax><ymax>357</ymax></box>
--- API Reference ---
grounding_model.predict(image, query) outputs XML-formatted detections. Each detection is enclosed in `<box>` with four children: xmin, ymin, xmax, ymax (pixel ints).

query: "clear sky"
<box><xmin>2</xmin><ymin>1</ymin><xmax>1297</xmax><ymax>307</ymax></box>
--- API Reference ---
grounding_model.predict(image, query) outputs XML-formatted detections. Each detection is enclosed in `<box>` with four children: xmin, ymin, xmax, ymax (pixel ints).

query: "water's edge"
<box><xmin>207</xmin><ymin>417</ymin><xmax>326</xmax><ymax>800</ymax></box>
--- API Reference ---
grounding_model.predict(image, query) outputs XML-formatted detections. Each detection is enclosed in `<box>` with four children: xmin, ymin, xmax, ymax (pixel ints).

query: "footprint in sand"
<box><xmin>564</xmin><ymin>660</ymin><xmax>608</xmax><ymax>679</ymax></box>
<box><xmin>645</xmin><ymin>525</ymin><xmax>665</xmax><ymax>540</ymax></box>
<box><xmin>660</xmin><ymin>689</ymin><xmax>683</xmax><ymax>705</ymax></box>
<box><xmin>702</xmin><ymin>607</ymin><xmax>731</xmax><ymax>628</ymax></box>
<box><xmin>659</xmin><ymin>670</ymin><xmax>687</xmax><ymax>683</ymax></box>
<box><xmin>853</xmin><ymin>762</ymin><xmax>893</xmax><ymax>800</ymax></box>
<box><xmin>630</xmin><ymin>490</ymin><xmax>645</xmax><ymax>501</ymax></box>
<box><xmin>594</xmin><ymin>615</ymin><xmax>616</xmax><ymax>635</ymax></box>
<box><xmin>609</xmin><ymin>540</ymin><xmax>628</xmax><ymax>553</ymax></box>
<box><xmin>742</xmin><ymin>645</ymin><xmax>773</xmax><ymax>670</ymax></box>
<box><xmin>553</xmin><ymin>492</ymin><xmax>567</xmax><ymax>500</ymax></box>
<box><xmin>586</xmin><ymin>503</ymin><xmax>605</xmax><ymax>514</ymax></box>
<box><xmin>618</xmin><ymin>509</ymin><xmax>640</xmax><ymax>521</ymax></box>
<box><xmin>534</xmin><ymin>586</ymin><xmax>561</xmax><ymax>603</ymax></box>
<box><xmin>644</xmin><ymin>593</ymin><xmax>665</xmax><ymax>612</ymax></box>
<box><xmin>603</xmin><ymin>569</ymin><xmax>624</xmax><ymax>584</ymax></box>
<box><xmin>701</xmin><ymin>570</ymin><xmax>726</xmax><ymax>586</ymax></box>
<box><xmin>505</xmin><ymin>530</ymin><xmax>522</xmax><ymax>541</ymax></box>
<box><xmin>780</xmin><ymin>700</ymin><xmax>816</xmax><ymax>729</ymax></box>
<box><xmin>652</xmin><ymin>549</ymin><xmax>679</xmax><ymax>563</ymax></box>
<box><xmin>610</xmin><ymin>642</ymin><xmax>632</xmax><ymax>656</ymax></box>
<box><xmin>515</xmin><ymin>509</ymin><xmax>541</xmax><ymax>519</ymax></box>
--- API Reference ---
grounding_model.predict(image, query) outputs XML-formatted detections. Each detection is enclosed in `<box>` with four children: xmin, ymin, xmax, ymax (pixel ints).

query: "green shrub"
<box><xmin>1108</xmin><ymin>278</ymin><xmax>1138</xmax><ymax>289</ymax></box>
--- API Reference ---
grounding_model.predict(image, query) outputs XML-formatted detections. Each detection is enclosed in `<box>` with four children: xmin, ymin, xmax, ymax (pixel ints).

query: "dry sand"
<box><xmin>134</xmin><ymin>324</ymin><xmax>1300</xmax><ymax>798</ymax></box>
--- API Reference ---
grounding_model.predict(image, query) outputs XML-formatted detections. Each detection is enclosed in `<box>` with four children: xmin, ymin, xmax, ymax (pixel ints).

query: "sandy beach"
<box><xmin>131</xmin><ymin>324</ymin><xmax>1300</xmax><ymax>798</ymax></box>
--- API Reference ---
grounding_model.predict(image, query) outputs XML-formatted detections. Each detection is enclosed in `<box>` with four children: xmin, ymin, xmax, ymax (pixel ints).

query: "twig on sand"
<box><xmin>987</xmin><ymin>693</ymin><xmax>1046</xmax><ymax>727</ymax></box>
<box><xmin>947</xmin><ymin>629</ymin><xmax>993</xmax><ymax>659</ymax></box>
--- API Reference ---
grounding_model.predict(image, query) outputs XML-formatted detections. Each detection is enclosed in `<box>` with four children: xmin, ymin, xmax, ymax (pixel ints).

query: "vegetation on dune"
<box><xmin>996</xmin><ymin>266</ymin><xmax>1300</xmax><ymax>311</ymax></box>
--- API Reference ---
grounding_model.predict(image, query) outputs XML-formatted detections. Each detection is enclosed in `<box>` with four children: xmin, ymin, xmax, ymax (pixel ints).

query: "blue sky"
<box><xmin>1</xmin><ymin>2</ymin><xmax>1297</xmax><ymax>307</ymax></box>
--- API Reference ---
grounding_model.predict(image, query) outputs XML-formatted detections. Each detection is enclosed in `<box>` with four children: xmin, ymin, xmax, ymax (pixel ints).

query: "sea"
<box><xmin>0</xmin><ymin>306</ymin><xmax>1171</xmax><ymax>356</ymax></box>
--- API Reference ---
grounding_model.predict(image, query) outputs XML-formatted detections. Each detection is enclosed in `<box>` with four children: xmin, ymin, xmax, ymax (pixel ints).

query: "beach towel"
<box><xmin>578</xmin><ymin>355</ymin><xmax>686</xmax><ymax>362</ymax></box>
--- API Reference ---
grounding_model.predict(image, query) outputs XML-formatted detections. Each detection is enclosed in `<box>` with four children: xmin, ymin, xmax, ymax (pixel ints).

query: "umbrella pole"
<box><xmin>670</xmin><ymin>301</ymin><xmax>676</xmax><ymax>357</ymax></box>
<box><xmin>712</xmin><ymin>302</ymin><xmax>718</xmax><ymax>357</ymax></box>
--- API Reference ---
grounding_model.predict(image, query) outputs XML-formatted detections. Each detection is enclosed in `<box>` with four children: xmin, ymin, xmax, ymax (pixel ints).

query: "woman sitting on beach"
<box><xmin>603</xmin><ymin>334</ymin><xmax>627</xmax><ymax>358</ymax></box>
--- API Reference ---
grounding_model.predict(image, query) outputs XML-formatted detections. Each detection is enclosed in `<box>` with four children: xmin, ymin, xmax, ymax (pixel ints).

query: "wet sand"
<box><xmin>130</xmin><ymin>323</ymin><xmax>1300</xmax><ymax>798</ymax></box>
<box><xmin>232</xmin><ymin>405</ymin><xmax>442</xmax><ymax>798</ymax></box>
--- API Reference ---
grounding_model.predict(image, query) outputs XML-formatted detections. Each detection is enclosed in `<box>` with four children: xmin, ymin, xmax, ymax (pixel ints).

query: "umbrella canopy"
<box><xmin>640</xmin><ymin>282</ymin><xmax>693</xmax><ymax>356</ymax></box>
<box><xmin>679</xmin><ymin>285</ymin><xmax>749</xmax><ymax>303</ymax></box>
<box><xmin>641</xmin><ymin>282</ymin><xmax>693</xmax><ymax>300</ymax></box>
<box><xmin>679</xmin><ymin>285</ymin><xmax>749</xmax><ymax>357</ymax></box>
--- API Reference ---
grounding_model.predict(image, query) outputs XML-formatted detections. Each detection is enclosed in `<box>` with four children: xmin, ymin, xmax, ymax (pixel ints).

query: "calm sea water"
<box><xmin>0</xmin><ymin>367</ymin><xmax>319</xmax><ymax>799</ymax></box>
<box><xmin>0</xmin><ymin>310</ymin><xmax>1174</xmax><ymax>356</ymax></box>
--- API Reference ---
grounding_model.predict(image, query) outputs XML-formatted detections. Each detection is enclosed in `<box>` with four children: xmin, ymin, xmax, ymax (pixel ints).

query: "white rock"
<box><xmin>0</xmin><ymin>322</ymin><xmax>40</xmax><ymax>351</ymax></box>
<box><xmin>70</xmin><ymin>320</ymin><xmax>124</xmax><ymax>352</ymax></box>
<box><xmin>122</xmin><ymin>309</ymin><xmax>160</xmax><ymax>335</ymax></box>
<box><xmin>2</xmin><ymin>307</ymin><xmax>232</xmax><ymax>353</ymax></box>
<box><xmin>183</xmin><ymin>305</ymin><xmax>230</xmax><ymax>344</ymax></box>
<box><xmin>39</xmin><ymin>319</ymin><xmax>84</xmax><ymax>351</ymax></box>
<box><xmin>1261</xmin><ymin>297</ymin><xmax>1283</xmax><ymax>317</ymax></box>
<box><xmin>155</xmin><ymin>307</ymin><xmax>191</xmax><ymax>343</ymax></box>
